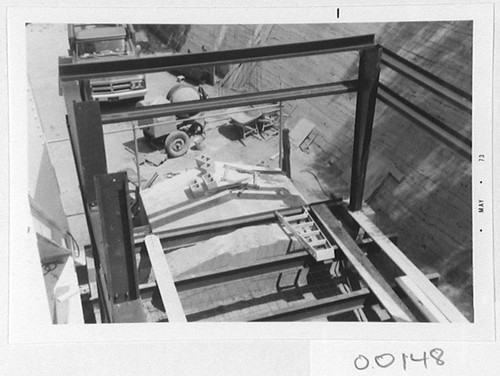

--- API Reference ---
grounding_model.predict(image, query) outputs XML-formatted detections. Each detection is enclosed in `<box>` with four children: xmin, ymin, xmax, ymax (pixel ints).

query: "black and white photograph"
<box><xmin>26</xmin><ymin>21</ymin><xmax>474</xmax><ymax>324</ymax></box>
<box><xmin>2</xmin><ymin>1</ymin><xmax>499</xmax><ymax>375</ymax></box>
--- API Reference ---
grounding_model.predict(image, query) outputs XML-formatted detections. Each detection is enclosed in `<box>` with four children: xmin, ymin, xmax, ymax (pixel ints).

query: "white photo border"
<box><xmin>7</xmin><ymin>3</ymin><xmax>495</xmax><ymax>344</ymax></box>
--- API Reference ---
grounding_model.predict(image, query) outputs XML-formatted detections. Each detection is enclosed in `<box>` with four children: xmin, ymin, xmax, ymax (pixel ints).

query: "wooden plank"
<box><xmin>145</xmin><ymin>235</ymin><xmax>187</xmax><ymax>322</ymax></box>
<box><xmin>292</xmin><ymin>221</ymin><xmax>315</xmax><ymax>229</ymax></box>
<box><xmin>311</xmin><ymin>204</ymin><xmax>416</xmax><ymax>322</ymax></box>
<box><xmin>395</xmin><ymin>276</ymin><xmax>450</xmax><ymax>323</ymax></box>
<box><xmin>289</xmin><ymin>118</ymin><xmax>316</xmax><ymax>149</ymax></box>
<box><xmin>285</xmin><ymin>213</ymin><xmax>309</xmax><ymax>222</ymax></box>
<box><xmin>350</xmin><ymin>210</ymin><xmax>468</xmax><ymax>323</ymax></box>
<box><xmin>275</xmin><ymin>211</ymin><xmax>320</xmax><ymax>260</ymax></box>
<box><xmin>309</xmin><ymin>239</ymin><xmax>327</xmax><ymax>248</ymax></box>
<box><xmin>223</xmin><ymin>162</ymin><xmax>283</xmax><ymax>174</ymax></box>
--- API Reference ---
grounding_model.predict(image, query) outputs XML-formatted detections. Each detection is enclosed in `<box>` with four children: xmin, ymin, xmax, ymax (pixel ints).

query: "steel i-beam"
<box><xmin>94</xmin><ymin>172</ymin><xmax>141</xmax><ymax>305</ymax></box>
<box><xmin>59</xmin><ymin>35</ymin><xmax>376</xmax><ymax>81</ymax></box>
<box><xmin>73</xmin><ymin>100</ymin><xmax>107</xmax><ymax>206</ymax></box>
<box><xmin>349</xmin><ymin>46</ymin><xmax>382</xmax><ymax>212</ymax></box>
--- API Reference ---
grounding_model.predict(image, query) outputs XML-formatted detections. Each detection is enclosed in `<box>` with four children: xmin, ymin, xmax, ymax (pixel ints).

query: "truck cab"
<box><xmin>68</xmin><ymin>24</ymin><xmax>147</xmax><ymax>102</ymax></box>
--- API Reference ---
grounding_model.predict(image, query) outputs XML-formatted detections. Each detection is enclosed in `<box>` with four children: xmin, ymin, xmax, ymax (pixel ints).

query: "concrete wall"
<box><xmin>144</xmin><ymin>22</ymin><xmax>473</xmax><ymax>319</ymax></box>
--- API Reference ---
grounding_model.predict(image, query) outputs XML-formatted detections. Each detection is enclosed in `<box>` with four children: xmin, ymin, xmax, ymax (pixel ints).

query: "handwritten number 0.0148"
<box><xmin>354</xmin><ymin>348</ymin><xmax>444</xmax><ymax>371</ymax></box>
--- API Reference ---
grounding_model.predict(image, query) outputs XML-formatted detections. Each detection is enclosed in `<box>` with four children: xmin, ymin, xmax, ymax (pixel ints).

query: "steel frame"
<box><xmin>93</xmin><ymin>233</ymin><xmax>400</xmax><ymax>321</ymax></box>
<box><xmin>379</xmin><ymin>47</ymin><xmax>472</xmax><ymax>159</ymax></box>
<box><xmin>377</xmin><ymin>84</ymin><xmax>471</xmax><ymax>159</ymax></box>
<box><xmin>349</xmin><ymin>47</ymin><xmax>382</xmax><ymax>211</ymax></box>
<box><xmin>136</xmin><ymin>233</ymin><xmax>394</xmax><ymax>297</ymax></box>
<box><xmin>101</xmin><ymin>81</ymin><xmax>358</xmax><ymax>124</ymax></box>
<box><xmin>59</xmin><ymin>34</ymin><xmax>376</xmax><ymax>81</ymax></box>
<box><xmin>95</xmin><ymin>172</ymin><xmax>140</xmax><ymax>304</ymax></box>
<box><xmin>60</xmin><ymin>34</ymin><xmax>383</xmax><ymax>322</ymax></box>
<box><xmin>381</xmin><ymin>47</ymin><xmax>472</xmax><ymax>112</ymax></box>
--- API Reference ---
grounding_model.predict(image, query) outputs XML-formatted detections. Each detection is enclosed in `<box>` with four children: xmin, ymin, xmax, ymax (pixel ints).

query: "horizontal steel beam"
<box><xmin>381</xmin><ymin>47</ymin><xmax>472</xmax><ymax>113</ymax></box>
<box><xmin>136</xmin><ymin>251</ymin><xmax>308</xmax><ymax>301</ymax></box>
<box><xmin>377</xmin><ymin>84</ymin><xmax>472</xmax><ymax>159</ymax></box>
<box><xmin>101</xmin><ymin>80</ymin><xmax>358</xmax><ymax>124</ymax></box>
<box><xmin>240</xmin><ymin>272</ymin><xmax>441</xmax><ymax>322</ymax></box>
<box><xmin>246</xmin><ymin>288</ymin><xmax>370</xmax><ymax>321</ymax></box>
<box><xmin>175</xmin><ymin>252</ymin><xmax>310</xmax><ymax>293</ymax></box>
<box><xmin>136</xmin><ymin>235</ymin><xmax>395</xmax><ymax>302</ymax></box>
<box><xmin>59</xmin><ymin>35</ymin><xmax>375</xmax><ymax>81</ymax></box>
<box><xmin>144</xmin><ymin>198</ymin><xmax>344</xmax><ymax>245</ymax></box>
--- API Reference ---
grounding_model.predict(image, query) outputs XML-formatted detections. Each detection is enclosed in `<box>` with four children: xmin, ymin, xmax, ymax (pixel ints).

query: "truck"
<box><xmin>67</xmin><ymin>24</ymin><xmax>147</xmax><ymax>102</ymax></box>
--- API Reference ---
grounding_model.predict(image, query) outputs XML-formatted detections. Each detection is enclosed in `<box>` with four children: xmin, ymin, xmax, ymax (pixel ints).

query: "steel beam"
<box><xmin>135</xmin><ymin>234</ymin><xmax>397</xmax><ymax>302</ymax></box>
<box><xmin>72</xmin><ymin>100</ymin><xmax>108</xmax><ymax>206</ymax></box>
<box><xmin>143</xmin><ymin>198</ymin><xmax>344</xmax><ymax>245</ymax></box>
<box><xmin>381</xmin><ymin>47</ymin><xmax>472</xmax><ymax>113</ymax></box>
<box><xmin>244</xmin><ymin>288</ymin><xmax>370</xmax><ymax>321</ymax></box>
<box><xmin>377</xmin><ymin>84</ymin><xmax>472</xmax><ymax>159</ymax></box>
<box><xmin>175</xmin><ymin>252</ymin><xmax>310</xmax><ymax>293</ymax></box>
<box><xmin>59</xmin><ymin>35</ymin><xmax>375</xmax><ymax>81</ymax></box>
<box><xmin>311</xmin><ymin>203</ymin><xmax>416</xmax><ymax>322</ymax></box>
<box><xmin>63</xmin><ymin>80</ymin><xmax>112</xmax><ymax>322</ymax></box>
<box><xmin>113</xmin><ymin>300</ymin><xmax>148</xmax><ymax>323</ymax></box>
<box><xmin>349</xmin><ymin>46</ymin><xmax>382</xmax><ymax>211</ymax></box>
<box><xmin>101</xmin><ymin>81</ymin><xmax>357</xmax><ymax>124</ymax></box>
<box><xmin>95</xmin><ymin>172</ymin><xmax>140</xmax><ymax>304</ymax></box>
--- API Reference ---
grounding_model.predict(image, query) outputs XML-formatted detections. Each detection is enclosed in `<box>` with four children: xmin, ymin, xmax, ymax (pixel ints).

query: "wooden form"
<box><xmin>350</xmin><ymin>210</ymin><xmax>468</xmax><ymax>323</ymax></box>
<box><xmin>145</xmin><ymin>235</ymin><xmax>187</xmax><ymax>322</ymax></box>
<box><xmin>275</xmin><ymin>209</ymin><xmax>335</xmax><ymax>261</ymax></box>
<box><xmin>310</xmin><ymin>203</ymin><xmax>416</xmax><ymax>322</ymax></box>
<box><xmin>395</xmin><ymin>276</ymin><xmax>449</xmax><ymax>323</ymax></box>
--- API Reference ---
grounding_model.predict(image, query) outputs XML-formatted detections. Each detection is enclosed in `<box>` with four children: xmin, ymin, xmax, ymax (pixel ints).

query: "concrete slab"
<box><xmin>141</xmin><ymin>161</ymin><xmax>306</xmax><ymax>233</ymax></box>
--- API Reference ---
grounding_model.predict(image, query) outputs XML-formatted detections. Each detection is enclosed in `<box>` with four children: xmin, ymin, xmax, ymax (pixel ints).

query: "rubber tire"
<box><xmin>164</xmin><ymin>130</ymin><xmax>190</xmax><ymax>158</ymax></box>
<box><xmin>188</xmin><ymin>121</ymin><xmax>205</xmax><ymax>136</ymax></box>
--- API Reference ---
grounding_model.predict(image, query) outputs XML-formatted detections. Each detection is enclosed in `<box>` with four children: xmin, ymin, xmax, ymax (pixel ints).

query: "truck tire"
<box><xmin>164</xmin><ymin>131</ymin><xmax>190</xmax><ymax>158</ymax></box>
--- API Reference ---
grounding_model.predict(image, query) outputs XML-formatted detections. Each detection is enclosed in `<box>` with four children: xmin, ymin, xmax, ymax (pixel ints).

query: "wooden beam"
<box><xmin>275</xmin><ymin>211</ymin><xmax>334</xmax><ymax>261</ymax></box>
<box><xmin>145</xmin><ymin>235</ymin><xmax>187</xmax><ymax>322</ymax></box>
<box><xmin>310</xmin><ymin>204</ymin><xmax>416</xmax><ymax>322</ymax></box>
<box><xmin>395</xmin><ymin>276</ymin><xmax>450</xmax><ymax>323</ymax></box>
<box><xmin>350</xmin><ymin>210</ymin><xmax>468</xmax><ymax>323</ymax></box>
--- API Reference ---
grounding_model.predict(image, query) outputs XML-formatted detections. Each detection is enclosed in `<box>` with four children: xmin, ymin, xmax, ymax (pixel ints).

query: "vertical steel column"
<box><xmin>349</xmin><ymin>46</ymin><xmax>382</xmax><ymax>211</ymax></box>
<box><xmin>94</xmin><ymin>172</ymin><xmax>140</xmax><ymax>304</ymax></box>
<box><xmin>282</xmin><ymin>128</ymin><xmax>291</xmax><ymax>178</ymax></box>
<box><xmin>64</xmin><ymin>85</ymin><xmax>112</xmax><ymax>321</ymax></box>
<box><xmin>73</xmin><ymin>101</ymin><xmax>108</xmax><ymax>207</ymax></box>
<box><xmin>132</xmin><ymin>122</ymin><xmax>141</xmax><ymax>192</ymax></box>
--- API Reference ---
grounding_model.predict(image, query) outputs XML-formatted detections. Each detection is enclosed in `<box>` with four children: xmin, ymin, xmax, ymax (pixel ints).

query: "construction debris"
<box><xmin>145</xmin><ymin>150</ymin><xmax>168</xmax><ymax>166</ymax></box>
<box><xmin>144</xmin><ymin>172</ymin><xmax>159</xmax><ymax>189</ymax></box>
<box><xmin>289</xmin><ymin>118</ymin><xmax>316</xmax><ymax>149</ymax></box>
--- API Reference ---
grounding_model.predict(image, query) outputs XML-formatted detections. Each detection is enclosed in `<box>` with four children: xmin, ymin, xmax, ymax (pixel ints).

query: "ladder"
<box><xmin>275</xmin><ymin>208</ymin><xmax>336</xmax><ymax>261</ymax></box>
